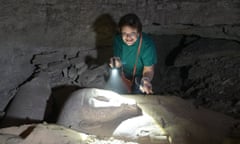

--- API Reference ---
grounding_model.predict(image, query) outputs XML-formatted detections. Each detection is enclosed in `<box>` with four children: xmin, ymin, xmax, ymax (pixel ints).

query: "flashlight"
<box><xmin>110</xmin><ymin>57</ymin><xmax>121</xmax><ymax>76</ymax></box>
<box><xmin>111</xmin><ymin>58</ymin><xmax>119</xmax><ymax>76</ymax></box>
<box><xmin>107</xmin><ymin>57</ymin><xmax>129</xmax><ymax>93</ymax></box>
<box><xmin>112</xmin><ymin>57</ymin><xmax>116</xmax><ymax>68</ymax></box>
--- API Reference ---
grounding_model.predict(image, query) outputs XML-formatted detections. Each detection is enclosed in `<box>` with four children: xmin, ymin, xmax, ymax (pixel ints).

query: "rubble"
<box><xmin>30</xmin><ymin>49</ymin><xmax>108</xmax><ymax>88</ymax></box>
<box><xmin>158</xmin><ymin>37</ymin><xmax>240</xmax><ymax>119</ymax></box>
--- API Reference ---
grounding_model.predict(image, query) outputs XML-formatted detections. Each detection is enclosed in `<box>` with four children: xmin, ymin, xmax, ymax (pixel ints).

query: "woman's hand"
<box><xmin>140</xmin><ymin>77</ymin><xmax>153</xmax><ymax>94</ymax></box>
<box><xmin>109</xmin><ymin>57</ymin><xmax>122</xmax><ymax>68</ymax></box>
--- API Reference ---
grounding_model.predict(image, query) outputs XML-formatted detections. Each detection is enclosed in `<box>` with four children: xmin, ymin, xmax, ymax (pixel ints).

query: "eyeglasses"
<box><xmin>121</xmin><ymin>32</ymin><xmax>138</xmax><ymax>38</ymax></box>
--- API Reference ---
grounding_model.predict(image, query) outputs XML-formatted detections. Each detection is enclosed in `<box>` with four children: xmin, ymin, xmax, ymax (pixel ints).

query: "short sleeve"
<box><xmin>141</xmin><ymin>36</ymin><xmax>157</xmax><ymax>66</ymax></box>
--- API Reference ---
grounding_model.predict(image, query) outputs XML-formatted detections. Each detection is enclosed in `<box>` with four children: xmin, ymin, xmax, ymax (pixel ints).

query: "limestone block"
<box><xmin>0</xmin><ymin>53</ymin><xmax>34</xmax><ymax>113</ymax></box>
<box><xmin>68</xmin><ymin>67</ymin><xmax>78</xmax><ymax>80</ymax></box>
<box><xmin>77</xmin><ymin>64</ymin><xmax>88</xmax><ymax>75</ymax></box>
<box><xmin>75</xmin><ymin>62</ymin><xmax>85</xmax><ymax>69</ymax></box>
<box><xmin>5</xmin><ymin>73</ymin><xmax>51</xmax><ymax>122</ymax></box>
<box><xmin>69</xmin><ymin>56</ymin><xmax>85</xmax><ymax>66</ymax></box>
<box><xmin>32</xmin><ymin>52</ymin><xmax>64</xmax><ymax>65</ymax></box>
<box><xmin>57</xmin><ymin>88</ymin><xmax>142</xmax><ymax>135</ymax></box>
<box><xmin>0</xmin><ymin>89</ymin><xmax>17</xmax><ymax>115</ymax></box>
<box><xmin>77</xmin><ymin>64</ymin><xmax>108</xmax><ymax>87</ymax></box>
<box><xmin>47</xmin><ymin>61</ymin><xmax>70</xmax><ymax>72</ymax></box>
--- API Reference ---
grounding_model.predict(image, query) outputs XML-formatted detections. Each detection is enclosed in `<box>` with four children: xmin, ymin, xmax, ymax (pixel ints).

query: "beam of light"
<box><xmin>104</xmin><ymin>68</ymin><xmax>129</xmax><ymax>94</ymax></box>
<box><xmin>111</xmin><ymin>68</ymin><xmax>118</xmax><ymax>77</ymax></box>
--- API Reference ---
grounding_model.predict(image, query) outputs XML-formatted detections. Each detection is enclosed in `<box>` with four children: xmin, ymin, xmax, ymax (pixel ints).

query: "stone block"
<box><xmin>75</xmin><ymin>62</ymin><xmax>85</xmax><ymax>69</ymax></box>
<box><xmin>77</xmin><ymin>64</ymin><xmax>88</xmax><ymax>75</ymax></box>
<box><xmin>5</xmin><ymin>72</ymin><xmax>51</xmax><ymax>122</ymax></box>
<box><xmin>47</xmin><ymin>60</ymin><xmax>70</xmax><ymax>72</ymax></box>
<box><xmin>32</xmin><ymin>52</ymin><xmax>64</xmax><ymax>65</ymax></box>
<box><xmin>77</xmin><ymin>64</ymin><xmax>107</xmax><ymax>87</ymax></box>
<box><xmin>0</xmin><ymin>53</ymin><xmax>34</xmax><ymax>112</ymax></box>
<box><xmin>57</xmin><ymin>88</ymin><xmax>141</xmax><ymax>135</ymax></box>
<box><xmin>68</xmin><ymin>67</ymin><xmax>78</xmax><ymax>80</ymax></box>
<box><xmin>0</xmin><ymin>89</ymin><xmax>17</xmax><ymax>113</ymax></box>
<box><xmin>68</xmin><ymin>57</ymin><xmax>85</xmax><ymax>65</ymax></box>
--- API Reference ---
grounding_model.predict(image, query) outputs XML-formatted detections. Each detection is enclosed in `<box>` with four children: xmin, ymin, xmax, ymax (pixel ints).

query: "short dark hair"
<box><xmin>118</xmin><ymin>13</ymin><xmax>142</xmax><ymax>33</ymax></box>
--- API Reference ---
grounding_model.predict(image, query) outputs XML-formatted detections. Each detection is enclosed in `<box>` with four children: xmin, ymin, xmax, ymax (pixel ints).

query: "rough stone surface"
<box><xmin>76</xmin><ymin>64</ymin><xmax>108</xmax><ymax>88</ymax></box>
<box><xmin>174</xmin><ymin>38</ymin><xmax>240</xmax><ymax>67</ymax></box>
<box><xmin>3</xmin><ymin>73</ymin><xmax>51</xmax><ymax>126</ymax></box>
<box><xmin>0</xmin><ymin>124</ymin><xmax>140</xmax><ymax>144</ymax></box>
<box><xmin>156</xmin><ymin>36</ymin><xmax>240</xmax><ymax>119</ymax></box>
<box><xmin>1</xmin><ymin>94</ymin><xmax>240</xmax><ymax>144</ymax></box>
<box><xmin>32</xmin><ymin>51</ymin><xmax>65</xmax><ymax>65</ymax></box>
<box><xmin>125</xmin><ymin>95</ymin><xmax>240</xmax><ymax>144</ymax></box>
<box><xmin>30</xmin><ymin>49</ymin><xmax>108</xmax><ymax>88</ymax></box>
<box><xmin>0</xmin><ymin>51</ymin><xmax>34</xmax><ymax>112</ymax></box>
<box><xmin>57</xmin><ymin>88</ymin><xmax>142</xmax><ymax>135</ymax></box>
<box><xmin>0</xmin><ymin>133</ymin><xmax>23</xmax><ymax>144</ymax></box>
<box><xmin>0</xmin><ymin>0</ymin><xmax>240</xmax><ymax>125</ymax></box>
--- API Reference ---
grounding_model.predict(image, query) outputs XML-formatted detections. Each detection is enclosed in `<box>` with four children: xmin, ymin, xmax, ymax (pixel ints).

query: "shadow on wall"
<box><xmin>165</xmin><ymin>35</ymin><xmax>200</xmax><ymax>66</ymax></box>
<box><xmin>44</xmin><ymin>85</ymin><xmax>82</xmax><ymax>123</ymax></box>
<box><xmin>91</xmin><ymin>13</ymin><xmax>117</xmax><ymax>65</ymax></box>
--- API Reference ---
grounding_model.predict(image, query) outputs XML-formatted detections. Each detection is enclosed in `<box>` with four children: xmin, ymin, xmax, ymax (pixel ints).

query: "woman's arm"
<box><xmin>140</xmin><ymin>65</ymin><xmax>154</xmax><ymax>94</ymax></box>
<box><xmin>142</xmin><ymin>65</ymin><xmax>154</xmax><ymax>81</ymax></box>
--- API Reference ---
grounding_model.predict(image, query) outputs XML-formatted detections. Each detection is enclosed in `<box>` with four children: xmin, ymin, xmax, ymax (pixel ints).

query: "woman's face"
<box><xmin>121</xmin><ymin>25</ymin><xmax>139</xmax><ymax>46</ymax></box>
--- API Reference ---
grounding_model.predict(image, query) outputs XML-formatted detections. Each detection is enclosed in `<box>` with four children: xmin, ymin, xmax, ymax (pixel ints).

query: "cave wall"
<box><xmin>0</xmin><ymin>0</ymin><xmax>240</xmax><ymax>115</ymax></box>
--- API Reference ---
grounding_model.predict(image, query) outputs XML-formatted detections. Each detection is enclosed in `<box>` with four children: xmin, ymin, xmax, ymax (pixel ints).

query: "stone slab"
<box><xmin>4</xmin><ymin>73</ymin><xmax>51</xmax><ymax>123</ymax></box>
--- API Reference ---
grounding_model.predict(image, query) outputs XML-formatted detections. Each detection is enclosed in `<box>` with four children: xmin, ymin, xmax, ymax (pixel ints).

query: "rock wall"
<box><xmin>0</xmin><ymin>0</ymin><xmax>239</xmax><ymax>118</ymax></box>
<box><xmin>156</xmin><ymin>36</ymin><xmax>240</xmax><ymax>119</ymax></box>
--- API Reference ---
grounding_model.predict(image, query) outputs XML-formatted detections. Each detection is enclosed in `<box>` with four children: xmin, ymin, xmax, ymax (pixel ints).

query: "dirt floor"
<box><xmin>0</xmin><ymin>94</ymin><xmax>240</xmax><ymax>144</ymax></box>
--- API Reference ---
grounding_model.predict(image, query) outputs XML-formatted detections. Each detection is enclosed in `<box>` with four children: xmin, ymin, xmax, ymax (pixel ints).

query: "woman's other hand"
<box><xmin>109</xmin><ymin>57</ymin><xmax>122</xmax><ymax>68</ymax></box>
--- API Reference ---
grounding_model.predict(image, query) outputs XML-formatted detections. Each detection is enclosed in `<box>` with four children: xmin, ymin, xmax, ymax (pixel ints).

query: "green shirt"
<box><xmin>113</xmin><ymin>32</ymin><xmax>157</xmax><ymax>77</ymax></box>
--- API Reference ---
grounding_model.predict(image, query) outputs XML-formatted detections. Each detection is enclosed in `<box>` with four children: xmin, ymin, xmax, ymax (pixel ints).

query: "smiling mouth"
<box><xmin>126</xmin><ymin>39</ymin><xmax>134</xmax><ymax>43</ymax></box>
<box><xmin>126</xmin><ymin>41</ymin><xmax>134</xmax><ymax>45</ymax></box>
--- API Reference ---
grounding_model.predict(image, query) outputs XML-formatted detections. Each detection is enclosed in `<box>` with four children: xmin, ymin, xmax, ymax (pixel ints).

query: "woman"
<box><xmin>109</xmin><ymin>13</ymin><xmax>157</xmax><ymax>94</ymax></box>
